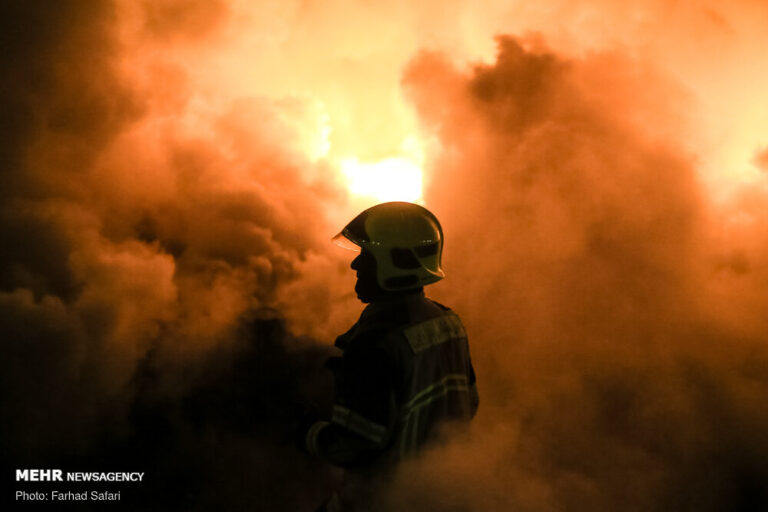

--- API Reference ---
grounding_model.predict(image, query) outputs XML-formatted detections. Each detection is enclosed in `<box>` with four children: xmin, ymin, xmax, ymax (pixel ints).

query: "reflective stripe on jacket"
<box><xmin>306</xmin><ymin>291</ymin><xmax>478</xmax><ymax>468</ymax></box>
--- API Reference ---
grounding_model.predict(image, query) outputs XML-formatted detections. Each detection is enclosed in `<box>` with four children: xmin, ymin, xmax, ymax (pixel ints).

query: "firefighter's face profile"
<box><xmin>351</xmin><ymin>248</ymin><xmax>380</xmax><ymax>303</ymax></box>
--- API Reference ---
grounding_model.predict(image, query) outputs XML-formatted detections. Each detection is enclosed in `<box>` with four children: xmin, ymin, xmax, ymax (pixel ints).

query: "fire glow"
<box><xmin>5</xmin><ymin>1</ymin><xmax>768</xmax><ymax>510</ymax></box>
<box><xmin>114</xmin><ymin>1</ymin><xmax>768</xmax><ymax>206</ymax></box>
<box><xmin>340</xmin><ymin>156</ymin><xmax>423</xmax><ymax>203</ymax></box>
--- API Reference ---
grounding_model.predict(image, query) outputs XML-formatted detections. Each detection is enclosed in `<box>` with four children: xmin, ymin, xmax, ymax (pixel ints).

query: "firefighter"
<box><xmin>300</xmin><ymin>201</ymin><xmax>478</xmax><ymax>512</ymax></box>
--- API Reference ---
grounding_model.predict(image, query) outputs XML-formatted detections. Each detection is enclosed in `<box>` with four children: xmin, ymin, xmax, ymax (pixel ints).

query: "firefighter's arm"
<box><xmin>303</xmin><ymin>340</ymin><xmax>398</xmax><ymax>467</ymax></box>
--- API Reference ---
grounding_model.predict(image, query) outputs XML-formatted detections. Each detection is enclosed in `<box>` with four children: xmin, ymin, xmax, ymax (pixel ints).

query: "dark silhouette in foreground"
<box><xmin>298</xmin><ymin>202</ymin><xmax>479</xmax><ymax>511</ymax></box>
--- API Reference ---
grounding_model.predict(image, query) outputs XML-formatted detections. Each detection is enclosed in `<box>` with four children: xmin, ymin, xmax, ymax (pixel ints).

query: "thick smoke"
<box><xmin>1</xmin><ymin>1</ymin><xmax>349</xmax><ymax>509</ymax></box>
<box><xmin>4</xmin><ymin>0</ymin><xmax>768</xmax><ymax>511</ymax></box>
<box><xmin>381</xmin><ymin>36</ymin><xmax>768</xmax><ymax>511</ymax></box>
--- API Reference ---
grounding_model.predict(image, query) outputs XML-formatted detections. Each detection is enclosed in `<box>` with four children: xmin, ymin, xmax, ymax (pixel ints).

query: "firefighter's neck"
<box><xmin>361</xmin><ymin>286</ymin><xmax>424</xmax><ymax>304</ymax></box>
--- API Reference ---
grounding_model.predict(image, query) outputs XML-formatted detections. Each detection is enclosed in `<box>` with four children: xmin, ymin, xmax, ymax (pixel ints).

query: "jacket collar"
<box><xmin>334</xmin><ymin>290</ymin><xmax>426</xmax><ymax>350</ymax></box>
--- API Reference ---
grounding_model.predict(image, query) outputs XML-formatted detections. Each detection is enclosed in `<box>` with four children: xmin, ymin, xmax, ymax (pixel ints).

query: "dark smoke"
<box><xmin>1</xmin><ymin>1</ymin><xmax>345</xmax><ymax>509</ymax></box>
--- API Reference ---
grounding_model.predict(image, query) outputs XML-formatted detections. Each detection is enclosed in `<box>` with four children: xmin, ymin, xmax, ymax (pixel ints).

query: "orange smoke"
<box><xmin>386</xmin><ymin>34</ymin><xmax>768</xmax><ymax>511</ymax></box>
<box><xmin>3</xmin><ymin>0</ymin><xmax>768</xmax><ymax>510</ymax></box>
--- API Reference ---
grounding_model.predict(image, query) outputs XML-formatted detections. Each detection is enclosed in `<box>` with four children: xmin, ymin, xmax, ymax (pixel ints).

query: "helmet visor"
<box><xmin>332</xmin><ymin>232</ymin><xmax>361</xmax><ymax>251</ymax></box>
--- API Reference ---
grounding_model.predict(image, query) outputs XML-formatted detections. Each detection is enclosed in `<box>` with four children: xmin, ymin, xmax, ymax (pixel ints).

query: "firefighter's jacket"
<box><xmin>305</xmin><ymin>291</ymin><xmax>478</xmax><ymax>468</ymax></box>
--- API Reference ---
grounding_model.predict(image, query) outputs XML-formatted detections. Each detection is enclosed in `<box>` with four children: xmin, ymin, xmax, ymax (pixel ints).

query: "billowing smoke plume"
<box><xmin>1</xmin><ymin>1</ymin><xmax>351</xmax><ymax>509</ymax></box>
<box><xmin>4</xmin><ymin>0</ymin><xmax>768</xmax><ymax>511</ymax></box>
<box><xmin>380</xmin><ymin>36</ymin><xmax>768</xmax><ymax>511</ymax></box>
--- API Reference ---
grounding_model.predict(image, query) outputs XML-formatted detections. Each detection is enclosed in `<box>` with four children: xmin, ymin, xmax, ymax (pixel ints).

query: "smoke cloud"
<box><xmin>383</xmin><ymin>35</ymin><xmax>768</xmax><ymax>511</ymax></box>
<box><xmin>1</xmin><ymin>1</ymin><xmax>350</xmax><ymax>509</ymax></box>
<box><xmin>3</xmin><ymin>0</ymin><xmax>768</xmax><ymax>511</ymax></box>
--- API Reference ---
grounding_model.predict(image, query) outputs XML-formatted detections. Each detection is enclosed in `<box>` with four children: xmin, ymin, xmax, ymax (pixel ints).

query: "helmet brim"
<box><xmin>331</xmin><ymin>232</ymin><xmax>361</xmax><ymax>251</ymax></box>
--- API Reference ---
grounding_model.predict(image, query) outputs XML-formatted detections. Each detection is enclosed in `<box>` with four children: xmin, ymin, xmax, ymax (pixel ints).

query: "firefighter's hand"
<box><xmin>292</xmin><ymin>413</ymin><xmax>317</xmax><ymax>454</ymax></box>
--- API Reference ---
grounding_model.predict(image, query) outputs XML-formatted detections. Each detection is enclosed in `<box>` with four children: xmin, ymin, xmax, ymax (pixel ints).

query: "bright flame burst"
<box><xmin>340</xmin><ymin>155</ymin><xmax>423</xmax><ymax>203</ymax></box>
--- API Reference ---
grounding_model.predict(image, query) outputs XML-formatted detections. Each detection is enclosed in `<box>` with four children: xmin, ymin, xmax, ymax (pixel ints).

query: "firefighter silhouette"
<box><xmin>299</xmin><ymin>202</ymin><xmax>478</xmax><ymax>512</ymax></box>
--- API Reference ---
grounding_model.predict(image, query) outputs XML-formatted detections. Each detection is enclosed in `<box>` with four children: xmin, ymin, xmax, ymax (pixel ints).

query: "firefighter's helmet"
<box><xmin>333</xmin><ymin>202</ymin><xmax>445</xmax><ymax>291</ymax></box>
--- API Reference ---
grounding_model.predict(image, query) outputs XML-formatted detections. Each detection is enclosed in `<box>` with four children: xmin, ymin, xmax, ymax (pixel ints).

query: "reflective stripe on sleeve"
<box><xmin>306</xmin><ymin>420</ymin><xmax>330</xmax><ymax>456</ymax></box>
<box><xmin>400</xmin><ymin>405</ymin><xmax>421</xmax><ymax>456</ymax></box>
<box><xmin>404</xmin><ymin>374</ymin><xmax>470</xmax><ymax>411</ymax></box>
<box><xmin>399</xmin><ymin>373</ymin><xmax>473</xmax><ymax>456</ymax></box>
<box><xmin>332</xmin><ymin>405</ymin><xmax>387</xmax><ymax>445</ymax></box>
<box><xmin>402</xmin><ymin>314</ymin><xmax>467</xmax><ymax>353</ymax></box>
